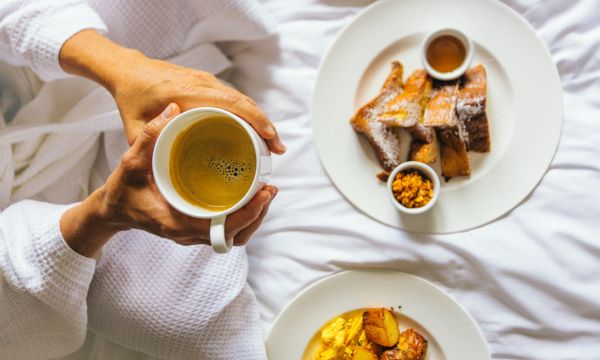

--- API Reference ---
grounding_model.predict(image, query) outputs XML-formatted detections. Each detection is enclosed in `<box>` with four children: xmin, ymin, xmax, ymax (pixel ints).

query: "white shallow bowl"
<box><xmin>421</xmin><ymin>27</ymin><xmax>474</xmax><ymax>80</ymax></box>
<box><xmin>266</xmin><ymin>269</ymin><xmax>491</xmax><ymax>360</ymax></box>
<box><xmin>387</xmin><ymin>161</ymin><xmax>440</xmax><ymax>215</ymax></box>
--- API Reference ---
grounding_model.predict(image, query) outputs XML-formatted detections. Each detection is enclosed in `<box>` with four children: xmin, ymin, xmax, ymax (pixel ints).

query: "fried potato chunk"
<box><xmin>352</xmin><ymin>347</ymin><xmax>378</xmax><ymax>360</ymax></box>
<box><xmin>397</xmin><ymin>329</ymin><xmax>427</xmax><ymax>360</ymax></box>
<box><xmin>380</xmin><ymin>329</ymin><xmax>428</xmax><ymax>360</ymax></box>
<box><xmin>362</xmin><ymin>308</ymin><xmax>400</xmax><ymax>347</ymax></box>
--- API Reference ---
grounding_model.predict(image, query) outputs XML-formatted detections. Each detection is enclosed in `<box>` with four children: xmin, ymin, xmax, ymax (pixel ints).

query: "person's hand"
<box><xmin>60</xmin><ymin>104</ymin><xmax>277</xmax><ymax>258</ymax></box>
<box><xmin>111</xmin><ymin>56</ymin><xmax>287</xmax><ymax>154</ymax></box>
<box><xmin>59</xmin><ymin>30</ymin><xmax>286</xmax><ymax>152</ymax></box>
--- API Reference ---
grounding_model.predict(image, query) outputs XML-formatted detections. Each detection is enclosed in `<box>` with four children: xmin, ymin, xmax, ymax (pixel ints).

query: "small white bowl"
<box><xmin>386</xmin><ymin>161</ymin><xmax>441</xmax><ymax>215</ymax></box>
<box><xmin>421</xmin><ymin>28</ymin><xmax>473</xmax><ymax>81</ymax></box>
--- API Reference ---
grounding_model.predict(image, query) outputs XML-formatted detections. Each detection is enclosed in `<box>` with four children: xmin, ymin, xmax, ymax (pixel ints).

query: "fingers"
<box><xmin>225</xmin><ymin>185</ymin><xmax>277</xmax><ymax>239</ymax></box>
<box><xmin>122</xmin><ymin>119</ymin><xmax>146</xmax><ymax>146</ymax></box>
<box><xmin>233</xmin><ymin>193</ymin><xmax>274</xmax><ymax>246</ymax></box>
<box><xmin>151</xmin><ymin>185</ymin><xmax>277</xmax><ymax>247</ymax></box>
<box><xmin>179</xmin><ymin>88</ymin><xmax>286</xmax><ymax>155</ymax></box>
<box><xmin>131</xmin><ymin>103</ymin><xmax>181</xmax><ymax>159</ymax></box>
<box><xmin>119</xmin><ymin>103</ymin><xmax>180</xmax><ymax>177</ymax></box>
<box><xmin>266</xmin><ymin>138</ymin><xmax>286</xmax><ymax>155</ymax></box>
<box><xmin>226</xmin><ymin>99</ymin><xmax>287</xmax><ymax>155</ymax></box>
<box><xmin>144</xmin><ymin>196</ymin><xmax>212</xmax><ymax>246</ymax></box>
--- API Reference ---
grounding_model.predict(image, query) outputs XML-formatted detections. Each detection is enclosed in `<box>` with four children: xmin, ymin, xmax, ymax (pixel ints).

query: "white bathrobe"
<box><xmin>0</xmin><ymin>1</ymin><xmax>276</xmax><ymax>359</ymax></box>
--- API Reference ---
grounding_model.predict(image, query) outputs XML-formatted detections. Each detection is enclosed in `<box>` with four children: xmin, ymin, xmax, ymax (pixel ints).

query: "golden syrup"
<box><xmin>426</xmin><ymin>35</ymin><xmax>466</xmax><ymax>73</ymax></box>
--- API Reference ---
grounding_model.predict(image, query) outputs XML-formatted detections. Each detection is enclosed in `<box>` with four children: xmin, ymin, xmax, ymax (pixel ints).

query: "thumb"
<box><xmin>132</xmin><ymin>103</ymin><xmax>181</xmax><ymax>158</ymax></box>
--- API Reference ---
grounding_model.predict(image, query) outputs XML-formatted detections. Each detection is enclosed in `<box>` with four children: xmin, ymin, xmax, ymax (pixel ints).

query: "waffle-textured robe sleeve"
<box><xmin>0</xmin><ymin>200</ymin><xmax>96</xmax><ymax>360</ymax></box>
<box><xmin>0</xmin><ymin>0</ymin><xmax>107</xmax><ymax>81</ymax></box>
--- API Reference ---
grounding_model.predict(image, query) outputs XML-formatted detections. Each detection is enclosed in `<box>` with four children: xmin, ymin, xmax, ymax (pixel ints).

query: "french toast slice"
<box><xmin>401</xmin><ymin>70</ymin><xmax>437</xmax><ymax>163</ymax></box>
<box><xmin>377</xmin><ymin>70</ymin><xmax>432</xmax><ymax>136</ymax></box>
<box><xmin>406</xmin><ymin>122</ymin><xmax>436</xmax><ymax>144</ymax></box>
<box><xmin>350</xmin><ymin>61</ymin><xmax>404</xmax><ymax>172</ymax></box>
<box><xmin>424</xmin><ymin>81</ymin><xmax>470</xmax><ymax>179</ymax></box>
<box><xmin>456</xmin><ymin>65</ymin><xmax>490</xmax><ymax>152</ymax></box>
<box><xmin>402</xmin><ymin>70</ymin><xmax>436</xmax><ymax>144</ymax></box>
<box><xmin>375</xmin><ymin>68</ymin><xmax>437</xmax><ymax>165</ymax></box>
<box><xmin>408</xmin><ymin>136</ymin><xmax>438</xmax><ymax>164</ymax></box>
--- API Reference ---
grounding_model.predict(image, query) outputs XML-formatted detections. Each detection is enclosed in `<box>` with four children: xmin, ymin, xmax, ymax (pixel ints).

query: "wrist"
<box><xmin>59</xmin><ymin>29</ymin><xmax>147</xmax><ymax>94</ymax></box>
<box><xmin>60</xmin><ymin>187</ymin><xmax>125</xmax><ymax>258</ymax></box>
<box><xmin>100</xmin><ymin>47</ymin><xmax>148</xmax><ymax>95</ymax></box>
<box><xmin>92</xmin><ymin>186</ymin><xmax>134</xmax><ymax>232</ymax></box>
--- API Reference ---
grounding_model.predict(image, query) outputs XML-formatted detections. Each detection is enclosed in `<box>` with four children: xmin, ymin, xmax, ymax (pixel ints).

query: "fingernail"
<box><xmin>266</xmin><ymin>191</ymin><xmax>274</xmax><ymax>203</ymax></box>
<box><xmin>274</xmin><ymin>145</ymin><xmax>286</xmax><ymax>155</ymax></box>
<box><xmin>161</xmin><ymin>104</ymin><xmax>174</xmax><ymax>119</ymax></box>
<box><xmin>264</xmin><ymin>125</ymin><xmax>276</xmax><ymax>138</ymax></box>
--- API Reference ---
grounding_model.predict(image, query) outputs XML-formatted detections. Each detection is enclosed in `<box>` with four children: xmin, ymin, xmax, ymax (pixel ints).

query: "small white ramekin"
<box><xmin>421</xmin><ymin>28</ymin><xmax>473</xmax><ymax>81</ymax></box>
<box><xmin>386</xmin><ymin>161</ymin><xmax>441</xmax><ymax>215</ymax></box>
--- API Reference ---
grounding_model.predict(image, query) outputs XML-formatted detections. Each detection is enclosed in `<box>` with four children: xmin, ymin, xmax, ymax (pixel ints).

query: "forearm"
<box><xmin>60</xmin><ymin>186</ymin><xmax>125</xmax><ymax>258</ymax></box>
<box><xmin>0</xmin><ymin>200</ymin><xmax>96</xmax><ymax>357</ymax></box>
<box><xmin>58</xmin><ymin>29</ymin><xmax>145</xmax><ymax>94</ymax></box>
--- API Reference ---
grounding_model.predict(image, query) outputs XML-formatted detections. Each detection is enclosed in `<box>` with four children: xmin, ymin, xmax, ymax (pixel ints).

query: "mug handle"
<box><xmin>210</xmin><ymin>215</ymin><xmax>232</xmax><ymax>253</ymax></box>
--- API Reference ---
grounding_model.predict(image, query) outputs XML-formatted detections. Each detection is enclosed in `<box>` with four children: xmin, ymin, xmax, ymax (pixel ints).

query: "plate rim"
<box><xmin>266</xmin><ymin>268</ymin><xmax>491</xmax><ymax>359</ymax></box>
<box><xmin>310</xmin><ymin>0</ymin><xmax>564</xmax><ymax>233</ymax></box>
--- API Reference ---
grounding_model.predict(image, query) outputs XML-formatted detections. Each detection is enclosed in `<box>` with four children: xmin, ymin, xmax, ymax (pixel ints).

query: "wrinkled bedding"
<box><xmin>1</xmin><ymin>0</ymin><xmax>598</xmax><ymax>359</ymax></box>
<box><xmin>229</xmin><ymin>1</ymin><xmax>600</xmax><ymax>359</ymax></box>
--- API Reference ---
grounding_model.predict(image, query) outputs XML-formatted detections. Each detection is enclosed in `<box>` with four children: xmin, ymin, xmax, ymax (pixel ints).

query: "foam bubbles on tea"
<box><xmin>170</xmin><ymin>115</ymin><xmax>256</xmax><ymax>211</ymax></box>
<box><xmin>206</xmin><ymin>157</ymin><xmax>253</xmax><ymax>184</ymax></box>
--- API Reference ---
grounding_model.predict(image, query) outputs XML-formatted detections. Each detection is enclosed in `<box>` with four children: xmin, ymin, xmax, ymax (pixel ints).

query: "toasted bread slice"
<box><xmin>377</xmin><ymin>70</ymin><xmax>432</xmax><ymax>128</ymax></box>
<box><xmin>423</xmin><ymin>81</ymin><xmax>459</xmax><ymax>127</ymax></box>
<box><xmin>424</xmin><ymin>81</ymin><xmax>470</xmax><ymax>179</ymax></box>
<box><xmin>379</xmin><ymin>69</ymin><xmax>435</xmax><ymax>143</ymax></box>
<box><xmin>437</xmin><ymin>127</ymin><xmax>470</xmax><ymax>179</ymax></box>
<box><xmin>457</xmin><ymin>65</ymin><xmax>490</xmax><ymax>152</ymax></box>
<box><xmin>401</xmin><ymin>70</ymin><xmax>437</xmax><ymax>156</ymax></box>
<box><xmin>350</xmin><ymin>62</ymin><xmax>404</xmax><ymax>172</ymax></box>
<box><xmin>407</xmin><ymin>123</ymin><xmax>435</xmax><ymax>144</ymax></box>
<box><xmin>408</xmin><ymin>137</ymin><xmax>437</xmax><ymax>164</ymax></box>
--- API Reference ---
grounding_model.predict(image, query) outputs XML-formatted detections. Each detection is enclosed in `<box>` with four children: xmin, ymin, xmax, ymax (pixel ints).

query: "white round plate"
<box><xmin>312</xmin><ymin>0</ymin><xmax>562</xmax><ymax>232</ymax></box>
<box><xmin>266</xmin><ymin>269</ymin><xmax>490</xmax><ymax>360</ymax></box>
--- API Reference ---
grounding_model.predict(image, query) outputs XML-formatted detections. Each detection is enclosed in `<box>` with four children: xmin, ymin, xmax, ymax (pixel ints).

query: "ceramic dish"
<box><xmin>266</xmin><ymin>269</ymin><xmax>491</xmax><ymax>360</ymax></box>
<box><xmin>312</xmin><ymin>0</ymin><xmax>562</xmax><ymax>233</ymax></box>
<box><xmin>421</xmin><ymin>28</ymin><xmax>473</xmax><ymax>80</ymax></box>
<box><xmin>386</xmin><ymin>162</ymin><xmax>440</xmax><ymax>215</ymax></box>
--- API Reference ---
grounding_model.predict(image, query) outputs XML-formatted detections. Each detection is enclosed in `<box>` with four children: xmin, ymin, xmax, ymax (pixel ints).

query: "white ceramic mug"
<box><xmin>152</xmin><ymin>107</ymin><xmax>272</xmax><ymax>253</ymax></box>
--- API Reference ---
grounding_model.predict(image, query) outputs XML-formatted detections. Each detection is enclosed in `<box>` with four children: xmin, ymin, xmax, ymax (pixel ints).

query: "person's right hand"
<box><xmin>110</xmin><ymin>55</ymin><xmax>286</xmax><ymax>153</ymax></box>
<box><xmin>59</xmin><ymin>30</ymin><xmax>286</xmax><ymax>152</ymax></box>
<box><xmin>60</xmin><ymin>103</ymin><xmax>277</xmax><ymax>258</ymax></box>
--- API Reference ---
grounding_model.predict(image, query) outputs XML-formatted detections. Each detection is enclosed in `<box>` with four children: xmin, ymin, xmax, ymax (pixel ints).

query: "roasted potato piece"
<box><xmin>362</xmin><ymin>308</ymin><xmax>400</xmax><ymax>347</ymax></box>
<box><xmin>393</xmin><ymin>329</ymin><xmax>428</xmax><ymax>360</ymax></box>
<box><xmin>353</xmin><ymin>347</ymin><xmax>378</xmax><ymax>360</ymax></box>
<box><xmin>380</xmin><ymin>349</ymin><xmax>402</xmax><ymax>360</ymax></box>
<box><xmin>368</xmin><ymin>342</ymin><xmax>384</xmax><ymax>357</ymax></box>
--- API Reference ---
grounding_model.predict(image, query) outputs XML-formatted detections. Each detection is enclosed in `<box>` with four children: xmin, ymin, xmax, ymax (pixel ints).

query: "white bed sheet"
<box><xmin>227</xmin><ymin>1</ymin><xmax>600</xmax><ymax>359</ymax></box>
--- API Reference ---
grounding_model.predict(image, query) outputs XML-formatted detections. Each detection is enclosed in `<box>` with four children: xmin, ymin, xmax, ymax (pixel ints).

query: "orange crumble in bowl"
<box><xmin>391</xmin><ymin>170</ymin><xmax>433</xmax><ymax>208</ymax></box>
